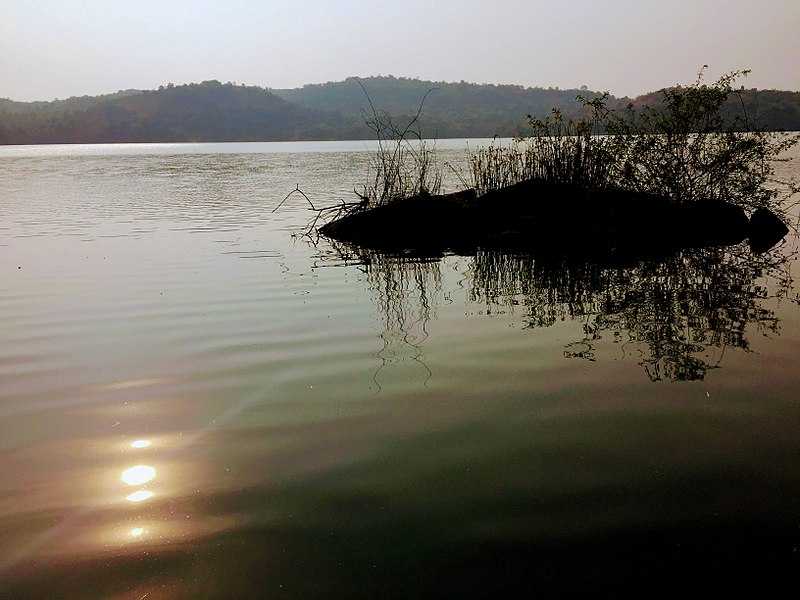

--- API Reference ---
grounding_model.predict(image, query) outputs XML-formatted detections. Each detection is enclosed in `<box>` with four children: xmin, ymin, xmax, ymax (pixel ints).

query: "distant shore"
<box><xmin>2</xmin><ymin>78</ymin><xmax>799</xmax><ymax>145</ymax></box>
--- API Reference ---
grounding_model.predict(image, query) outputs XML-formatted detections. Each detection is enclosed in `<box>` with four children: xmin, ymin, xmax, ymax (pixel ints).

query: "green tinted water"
<box><xmin>2</xmin><ymin>141</ymin><xmax>800</xmax><ymax>598</ymax></box>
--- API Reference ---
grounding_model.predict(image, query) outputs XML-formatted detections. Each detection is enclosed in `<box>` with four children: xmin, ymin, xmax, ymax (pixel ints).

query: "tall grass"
<box><xmin>469</xmin><ymin>113</ymin><xmax>614</xmax><ymax>196</ymax></box>
<box><xmin>359</xmin><ymin>138</ymin><xmax>442</xmax><ymax>207</ymax></box>
<box><xmin>355</xmin><ymin>82</ymin><xmax>442</xmax><ymax>209</ymax></box>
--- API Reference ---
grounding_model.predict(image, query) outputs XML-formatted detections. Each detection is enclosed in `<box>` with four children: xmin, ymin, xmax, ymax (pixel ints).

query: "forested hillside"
<box><xmin>631</xmin><ymin>88</ymin><xmax>800</xmax><ymax>131</ymax></box>
<box><xmin>1</xmin><ymin>77</ymin><xmax>798</xmax><ymax>145</ymax></box>
<box><xmin>0</xmin><ymin>82</ymin><xmax>344</xmax><ymax>144</ymax></box>
<box><xmin>272</xmin><ymin>76</ymin><xmax>597</xmax><ymax>138</ymax></box>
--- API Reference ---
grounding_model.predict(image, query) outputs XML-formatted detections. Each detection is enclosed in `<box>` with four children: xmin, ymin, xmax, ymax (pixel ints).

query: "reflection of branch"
<box><xmin>319</xmin><ymin>241</ymin><xmax>442</xmax><ymax>390</ymax></box>
<box><xmin>371</xmin><ymin>332</ymin><xmax>389</xmax><ymax>393</ymax></box>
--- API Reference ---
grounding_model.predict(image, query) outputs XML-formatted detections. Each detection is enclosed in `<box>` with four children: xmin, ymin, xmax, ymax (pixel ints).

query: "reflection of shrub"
<box><xmin>467</xmin><ymin>244</ymin><xmax>795</xmax><ymax>382</ymax></box>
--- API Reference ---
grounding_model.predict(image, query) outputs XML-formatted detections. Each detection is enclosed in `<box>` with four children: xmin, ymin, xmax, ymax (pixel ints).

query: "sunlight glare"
<box><xmin>126</xmin><ymin>490</ymin><xmax>154</xmax><ymax>503</ymax></box>
<box><xmin>121</xmin><ymin>465</ymin><xmax>156</xmax><ymax>486</ymax></box>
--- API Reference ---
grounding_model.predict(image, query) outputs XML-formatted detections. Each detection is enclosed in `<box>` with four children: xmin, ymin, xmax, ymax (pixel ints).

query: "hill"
<box><xmin>1</xmin><ymin>77</ymin><xmax>799</xmax><ymax>145</ymax></box>
<box><xmin>0</xmin><ymin>81</ymin><xmax>346</xmax><ymax>145</ymax></box>
<box><xmin>630</xmin><ymin>88</ymin><xmax>800</xmax><ymax>131</ymax></box>
<box><xmin>272</xmin><ymin>76</ymin><xmax>597</xmax><ymax>138</ymax></box>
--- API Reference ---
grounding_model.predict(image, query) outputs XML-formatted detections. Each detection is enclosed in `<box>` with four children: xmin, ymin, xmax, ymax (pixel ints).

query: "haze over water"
<box><xmin>2</xmin><ymin>141</ymin><xmax>800</xmax><ymax>597</ymax></box>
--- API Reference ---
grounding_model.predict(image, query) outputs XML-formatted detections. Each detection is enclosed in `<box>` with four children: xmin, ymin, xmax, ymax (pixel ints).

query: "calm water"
<box><xmin>2</xmin><ymin>141</ymin><xmax>800</xmax><ymax>598</ymax></box>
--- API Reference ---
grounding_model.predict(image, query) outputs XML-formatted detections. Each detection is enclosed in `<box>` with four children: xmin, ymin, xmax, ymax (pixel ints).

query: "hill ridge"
<box><xmin>1</xmin><ymin>77</ymin><xmax>798</xmax><ymax>145</ymax></box>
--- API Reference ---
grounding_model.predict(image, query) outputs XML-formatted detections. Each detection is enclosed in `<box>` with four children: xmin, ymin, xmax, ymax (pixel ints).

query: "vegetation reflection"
<box><xmin>328</xmin><ymin>240</ymin><xmax>796</xmax><ymax>382</ymax></box>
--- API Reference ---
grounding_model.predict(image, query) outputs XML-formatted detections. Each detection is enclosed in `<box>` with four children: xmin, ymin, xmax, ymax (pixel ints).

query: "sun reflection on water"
<box><xmin>121</xmin><ymin>465</ymin><xmax>156</xmax><ymax>486</ymax></box>
<box><xmin>126</xmin><ymin>490</ymin><xmax>154</xmax><ymax>503</ymax></box>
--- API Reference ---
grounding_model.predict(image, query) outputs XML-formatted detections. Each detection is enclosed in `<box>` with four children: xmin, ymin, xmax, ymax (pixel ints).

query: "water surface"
<box><xmin>2</xmin><ymin>141</ymin><xmax>800</xmax><ymax>597</ymax></box>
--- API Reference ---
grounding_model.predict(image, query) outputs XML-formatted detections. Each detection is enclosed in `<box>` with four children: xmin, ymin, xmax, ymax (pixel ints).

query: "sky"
<box><xmin>1</xmin><ymin>0</ymin><xmax>798</xmax><ymax>101</ymax></box>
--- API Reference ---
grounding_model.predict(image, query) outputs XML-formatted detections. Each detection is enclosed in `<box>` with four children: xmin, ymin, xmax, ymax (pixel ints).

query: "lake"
<box><xmin>2</xmin><ymin>140</ymin><xmax>800</xmax><ymax>598</ymax></box>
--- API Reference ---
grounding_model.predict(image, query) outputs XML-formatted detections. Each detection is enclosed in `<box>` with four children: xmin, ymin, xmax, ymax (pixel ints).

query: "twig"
<box><xmin>272</xmin><ymin>184</ymin><xmax>316</xmax><ymax>213</ymax></box>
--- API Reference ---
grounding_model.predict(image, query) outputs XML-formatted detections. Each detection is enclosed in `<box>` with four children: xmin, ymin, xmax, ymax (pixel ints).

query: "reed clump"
<box><xmin>355</xmin><ymin>83</ymin><xmax>442</xmax><ymax>209</ymax></box>
<box><xmin>469</xmin><ymin>105</ymin><xmax>613</xmax><ymax>196</ymax></box>
<box><xmin>358</xmin><ymin>138</ymin><xmax>442</xmax><ymax>207</ymax></box>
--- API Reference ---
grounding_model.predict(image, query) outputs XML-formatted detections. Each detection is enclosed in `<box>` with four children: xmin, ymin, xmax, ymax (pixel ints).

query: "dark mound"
<box><xmin>749</xmin><ymin>207</ymin><xmax>791</xmax><ymax>253</ymax></box>
<box><xmin>319</xmin><ymin>181</ymin><xmax>781</xmax><ymax>260</ymax></box>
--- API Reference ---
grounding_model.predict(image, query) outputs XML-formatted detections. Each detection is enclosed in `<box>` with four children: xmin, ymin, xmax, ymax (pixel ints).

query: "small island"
<box><xmin>319</xmin><ymin>71</ymin><xmax>795</xmax><ymax>263</ymax></box>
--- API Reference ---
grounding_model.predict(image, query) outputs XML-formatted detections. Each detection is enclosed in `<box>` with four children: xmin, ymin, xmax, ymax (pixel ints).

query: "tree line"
<box><xmin>1</xmin><ymin>77</ymin><xmax>798</xmax><ymax>145</ymax></box>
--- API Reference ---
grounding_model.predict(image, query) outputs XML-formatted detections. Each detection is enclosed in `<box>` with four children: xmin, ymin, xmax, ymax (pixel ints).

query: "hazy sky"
<box><xmin>1</xmin><ymin>0</ymin><xmax>798</xmax><ymax>101</ymax></box>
